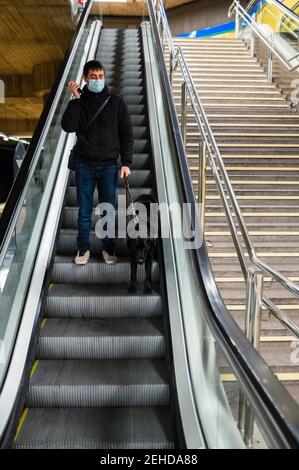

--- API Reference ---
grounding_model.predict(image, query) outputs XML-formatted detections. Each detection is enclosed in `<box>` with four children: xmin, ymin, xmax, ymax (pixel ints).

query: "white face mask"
<box><xmin>87</xmin><ymin>79</ymin><xmax>105</xmax><ymax>93</ymax></box>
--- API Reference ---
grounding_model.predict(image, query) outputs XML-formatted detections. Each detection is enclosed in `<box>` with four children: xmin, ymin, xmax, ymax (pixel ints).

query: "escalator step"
<box><xmin>13</xmin><ymin>26</ymin><xmax>176</xmax><ymax>450</ymax></box>
<box><xmin>51</xmin><ymin>257</ymin><xmax>160</xmax><ymax>283</ymax></box>
<box><xmin>61</xmin><ymin>207</ymin><xmax>156</xmax><ymax>230</ymax></box>
<box><xmin>27</xmin><ymin>359</ymin><xmax>169</xmax><ymax>407</ymax></box>
<box><xmin>37</xmin><ymin>318</ymin><xmax>165</xmax><ymax>359</ymax></box>
<box><xmin>56</xmin><ymin>231</ymin><xmax>157</xmax><ymax>255</ymax></box>
<box><xmin>66</xmin><ymin>187</ymin><xmax>153</xmax><ymax>207</ymax></box>
<box><xmin>46</xmin><ymin>283</ymin><xmax>162</xmax><ymax>318</ymax></box>
<box><xmin>104</xmin><ymin>71</ymin><xmax>142</xmax><ymax>80</ymax></box>
<box><xmin>69</xmin><ymin>168</ymin><xmax>152</xmax><ymax>186</ymax></box>
<box><xmin>13</xmin><ymin>407</ymin><xmax>174</xmax><ymax>449</ymax></box>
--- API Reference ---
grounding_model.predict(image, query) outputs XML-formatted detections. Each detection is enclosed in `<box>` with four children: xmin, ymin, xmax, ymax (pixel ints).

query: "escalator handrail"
<box><xmin>244</xmin><ymin>0</ymin><xmax>299</xmax><ymax>21</ymax></box>
<box><xmin>269</xmin><ymin>0</ymin><xmax>299</xmax><ymax>22</ymax></box>
<box><xmin>0</xmin><ymin>0</ymin><xmax>93</xmax><ymax>257</ymax></box>
<box><xmin>147</xmin><ymin>0</ymin><xmax>299</xmax><ymax>449</ymax></box>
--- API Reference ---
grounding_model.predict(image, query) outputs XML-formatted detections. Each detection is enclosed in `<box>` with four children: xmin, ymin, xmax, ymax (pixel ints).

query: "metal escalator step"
<box><xmin>66</xmin><ymin>187</ymin><xmax>153</xmax><ymax>207</ymax></box>
<box><xmin>107</xmin><ymin>79</ymin><xmax>143</xmax><ymax>88</ymax></box>
<box><xmin>52</xmin><ymin>256</ymin><xmax>160</xmax><ymax>284</ymax></box>
<box><xmin>99</xmin><ymin>52</ymin><xmax>141</xmax><ymax>58</ymax></box>
<box><xmin>104</xmin><ymin>70</ymin><xmax>142</xmax><ymax>80</ymax></box>
<box><xmin>127</xmin><ymin>104</ymin><xmax>145</xmax><ymax>114</ymax></box>
<box><xmin>107</xmin><ymin>86</ymin><xmax>144</xmax><ymax>96</ymax></box>
<box><xmin>69</xmin><ymin>168</ymin><xmax>152</xmax><ymax>187</ymax></box>
<box><xmin>102</xmin><ymin>65</ymin><xmax>142</xmax><ymax>72</ymax></box>
<box><xmin>61</xmin><ymin>207</ymin><xmax>157</xmax><ymax>230</ymax></box>
<box><xmin>46</xmin><ymin>283</ymin><xmax>162</xmax><ymax>318</ymax></box>
<box><xmin>121</xmin><ymin>95</ymin><xmax>144</xmax><ymax>105</ymax></box>
<box><xmin>56</xmin><ymin>231</ymin><xmax>129</xmax><ymax>254</ymax></box>
<box><xmin>27</xmin><ymin>359</ymin><xmax>169</xmax><ymax>407</ymax></box>
<box><xmin>130</xmin><ymin>116</ymin><xmax>147</xmax><ymax>127</ymax></box>
<box><xmin>13</xmin><ymin>407</ymin><xmax>174</xmax><ymax>449</ymax></box>
<box><xmin>101</xmin><ymin>61</ymin><xmax>142</xmax><ymax>69</ymax></box>
<box><xmin>37</xmin><ymin>318</ymin><xmax>165</xmax><ymax>359</ymax></box>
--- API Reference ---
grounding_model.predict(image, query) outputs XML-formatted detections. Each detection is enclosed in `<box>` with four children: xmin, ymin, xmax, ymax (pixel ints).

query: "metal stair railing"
<box><xmin>228</xmin><ymin>0</ymin><xmax>299</xmax><ymax>75</ymax></box>
<box><xmin>151</xmin><ymin>0</ymin><xmax>299</xmax><ymax>340</ymax></box>
<box><xmin>150</xmin><ymin>0</ymin><xmax>299</xmax><ymax>445</ymax></box>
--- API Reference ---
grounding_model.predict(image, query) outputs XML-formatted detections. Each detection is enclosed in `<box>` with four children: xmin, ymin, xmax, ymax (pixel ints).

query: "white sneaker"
<box><xmin>102</xmin><ymin>250</ymin><xmax>118</xmax><ymax>265</ymax></box>
<box><xmin>74</xmin><ymin>250</ymin><xmax>90</xmax><ymax>265</ymax></box>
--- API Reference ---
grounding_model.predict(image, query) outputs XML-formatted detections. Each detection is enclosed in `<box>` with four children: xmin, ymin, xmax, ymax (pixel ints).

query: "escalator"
<box><xmin>11</xmin><ymin>27</ymin><xmax>176</xmax><ymax>450</ymax></box>
<box><xmin>0</xmin><ymin>0</ymin><xmax>299</xmax><ymax>450</ymax></box>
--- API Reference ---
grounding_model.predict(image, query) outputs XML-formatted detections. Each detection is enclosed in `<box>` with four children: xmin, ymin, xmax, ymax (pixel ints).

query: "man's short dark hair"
<box><xmin>83</xmin><ymin>60</ymin><xmax>105</xmax><ymax>77</ymax></box>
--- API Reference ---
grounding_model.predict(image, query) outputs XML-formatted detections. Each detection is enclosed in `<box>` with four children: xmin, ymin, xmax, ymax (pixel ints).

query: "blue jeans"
<box><xmin>75</xmin><ymin>160</ymin><xmax>118</xmax><ymax>252</ymax></box>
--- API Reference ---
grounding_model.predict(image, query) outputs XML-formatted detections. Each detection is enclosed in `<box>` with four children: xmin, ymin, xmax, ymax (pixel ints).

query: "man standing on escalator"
<box><xmin>61</xmin><ymin>60</ymin><xmax>133</xmax><ymax>266</ymax></box>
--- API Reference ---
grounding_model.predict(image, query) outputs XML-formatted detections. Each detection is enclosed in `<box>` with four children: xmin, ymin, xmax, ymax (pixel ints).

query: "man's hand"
<box><xmin>68</xmin><ymin>81</ymin><xmax>81</xmax><ymax>99</ymax></box>
<box><xmin>120</xmin><ymin>166</ymin><xmax>131</xmax><ymax>178</ymax></box>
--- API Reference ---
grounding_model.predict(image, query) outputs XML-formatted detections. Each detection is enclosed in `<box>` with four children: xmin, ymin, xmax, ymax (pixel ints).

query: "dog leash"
<box><xmin>124</xmin><ymin>175</ymin><xmax>139</xmax><ymax>225</ymax></box>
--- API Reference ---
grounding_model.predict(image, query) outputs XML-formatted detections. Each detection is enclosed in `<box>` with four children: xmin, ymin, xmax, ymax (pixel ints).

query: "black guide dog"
<box><xmin>126</xmin><ymin>194</ymin><xmax>159</xmax><ymax>294</ymax></box>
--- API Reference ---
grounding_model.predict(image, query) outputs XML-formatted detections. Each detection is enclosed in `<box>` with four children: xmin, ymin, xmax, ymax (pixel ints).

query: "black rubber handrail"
<box><xmin>275</xmin><ymin>0</ymin><xmax>299</xmax><ymax>20</ymax></box>
<box><xmin>147</xmin><ymin>0</ymin><xmax>299</xmax><ymax>449</ymax></box>
<box><xmin>0</xmin><ymin>0</ymin><xmax>93</xmax><ymax>253</ymax></box>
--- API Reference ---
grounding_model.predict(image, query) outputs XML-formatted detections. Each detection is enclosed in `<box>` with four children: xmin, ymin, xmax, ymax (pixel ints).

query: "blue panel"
<box><xmin>178</xmin><ymin>21</ymin><xmax>235</xmax><ymax>38</ymax></box>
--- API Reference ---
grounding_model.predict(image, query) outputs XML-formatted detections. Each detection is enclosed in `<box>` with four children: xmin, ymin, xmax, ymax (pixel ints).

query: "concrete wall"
<box><xmin>167</xmin><ymin>0</ymin><xmax>247</xmax><ymax>36</ymax></box>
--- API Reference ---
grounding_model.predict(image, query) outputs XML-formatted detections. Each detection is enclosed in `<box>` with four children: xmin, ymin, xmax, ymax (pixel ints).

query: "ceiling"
<box><xmin>91</xmin><ymin>0</ymin><xmax>197</xmax><ymax>16</ymax></box>
<box><xmin>0</xmin><ymin>0</ymin><xmax>75</xmax><ymax>135</ymax></box>
<box><xmin>0</xmin><ymin>0</ymin><xmax>198</xmax><ymax>136</ymax></box>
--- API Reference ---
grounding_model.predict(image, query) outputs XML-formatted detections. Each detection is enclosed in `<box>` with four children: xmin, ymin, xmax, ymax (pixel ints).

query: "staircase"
<box><xmin>167</xmin><ymin>36</ymin><xmax>299</xmax><ymax>404</ymax></box>
<box><xmin>13</xmin><ymin>28</ymin><xmax>175</xmax><ymax>449</ymax></box>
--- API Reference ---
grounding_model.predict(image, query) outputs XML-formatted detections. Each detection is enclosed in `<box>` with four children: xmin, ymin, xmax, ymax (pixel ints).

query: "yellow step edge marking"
<box><xmin>41</xmin><ymin>318</ymin><xmax>47</xmax><ymax>329</ymax></box>
<box><xmin>13</xmin><ymin>408</ymin><xmax>29</xmax><ymax>444</ymax></box>
<box><xmin>260</xmin><ymin>336</ymin><xmax>295</xmax><ymax>342</ymax></box>
<box><xmin>184</xmin><ymin>85</ymin><xmax>277</xmax><ymax>88</ymax></box>
<box><xmin>207</xmin><ymin>232</ymin><xmax>299</xmax><ymax>236</ymax></box>
<box><xmin>227</xmin><ymin>304</ymin><xmax>299</xmax><ymax>311</ymax></box>
<box><xmin>184</xmin><ymin>104</ymin><xmax>289</xmax><ymax>108</ymax></box>
<box><xmin>201</xmin><ymin>180</ymin><xmax>299</xmax><ymax>185</ymax></box>
<box><xmin>206</xmin><ymin>114</ymin><xmax>299</xmax><ymax>118</ymax></box>
<box><xmin>48</xmin><ymin>283</ymin><xmax>54</xmax><ymax>292</ymax></box>
<box><xmin>190</xmin><ymin>166</ymin><xmax>299</xmax><ymax>171</ymax></box>
<box><xmin>209</xmin><ymin>252</ymin><xmax>299</xmax><ymax>257</ymax></box>
<box><xmin>30</xmin><ymin>360</ymin><xmax>39</xmax><ymax>379</ymax></box>
<box><xmin>214</xmin><ymin>277</ymin><xmax>299</xmax><ymax>283</ymax></box>
<box><xmin>176</xmin><ymin>97</ymin><xmax>284</xmax><ymax>102</ymax></box>
<box><xmin>188</xmin><ymin>155</ymin><xmax>299</xmax><ymax>159</ymax></box>
<box><xmin>205</xmin><ymin>212</ymin><xmax>299</xmax><ymax>217</ymax></box>
<box><xmin>205</xmin><ymin>196</ymin><xmax>299</xmax><ymax>200</ymax></box>
<box><xmin>221</xmin><ymin>373</ymin><xmax>299</xmax><ymax>382</ymax></box>
<box><xmin>190</xmin><ymin>133</ymin><xmax>299</xmax><ymax>137</ymax></box>
<box><xmin>209</xmin><ymin>123</ymin><xmax>299</xmax><ymax>127</ymax></box>
<box><xmin>188</xmin><ymin>143</ymin><xmax>298</xmax><ymax>148</ymax></box>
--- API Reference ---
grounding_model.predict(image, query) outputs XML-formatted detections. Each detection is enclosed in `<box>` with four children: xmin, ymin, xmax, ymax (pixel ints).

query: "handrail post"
<box><xmin>268</xmin><ymin>48</ymin><xmax>273</xmax><ymax>82</ymax></box>
<box><xmin>250</xmin><ymin>13</ymin><xmax>256</xmax><ymax>57</ymax></box>
<box><xmin>235</xmin><ymin>2</ymin><xmax>240</xmax><ymax>38</ymax></box>
<box><xmin>199</xmin><ymin>141</ymin><xmax>207</xmax><ymax>231</ymax></box>
<box><xmin>169</xmin><ymin>50</ymin><xmax>174</xmax><ymax>85</ymax></box>
<box><xmin>238</xmin><ymin>268</ymin><xmax>263</xmax><ymax>447</ymax></box>
<box><xmin>181</xmin><ymin>81</ymin><xmax>187</xmax><ymax>148</ymax></box>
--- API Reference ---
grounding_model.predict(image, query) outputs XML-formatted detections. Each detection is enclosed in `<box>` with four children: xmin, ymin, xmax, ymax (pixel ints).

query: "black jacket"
<box><xmin>61</xmin><ymin>84</ymin><xmax>133</xmax><ymax>167</ymax></box>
